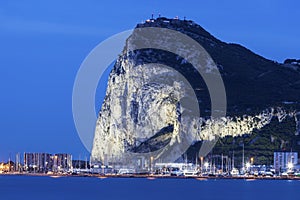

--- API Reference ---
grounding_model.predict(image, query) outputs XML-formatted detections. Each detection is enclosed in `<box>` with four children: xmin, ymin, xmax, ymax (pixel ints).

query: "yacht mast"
<box><xmin>242</xmin><ymin>143</ymin><xmax>245</xmax><ymax>171</ymax></box>
<box><xmin>221</xmin><ymin>154</ymin><xmax>223</xmax><ymax>172</ymax></box>
<box><xmin>232</xmin><ymin>150</ymin><xmax>235</xmax><ymax>170</ymax></box>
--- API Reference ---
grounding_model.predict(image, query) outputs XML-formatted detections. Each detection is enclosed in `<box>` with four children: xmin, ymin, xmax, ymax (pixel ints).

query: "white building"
<box><xmin>274</xmin><ymin>152</ymin><xmax>298</xmax><ymax>173</ymax></box>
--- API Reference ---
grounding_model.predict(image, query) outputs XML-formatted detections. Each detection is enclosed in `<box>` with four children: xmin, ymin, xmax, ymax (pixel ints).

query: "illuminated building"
<box><xmin>274</xmin><ymin>152</ymin><xmax>298</xmax><ymax>173</ymax></box>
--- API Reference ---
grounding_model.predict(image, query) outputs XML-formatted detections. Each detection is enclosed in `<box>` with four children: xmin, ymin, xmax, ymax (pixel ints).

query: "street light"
<box><xmin>246</xmin><ymin>162</ymin><xmax>251</xmax><ymax>169</ymax></box>
<box><xmin>287</xmin><ymin>162</ymin><xmax>294</xmax><ymax>170</ymax></box>
<box><xmin>204</xmin><ymin>162</ymin><xmax>209</xmax><ymax>172</ymax></box>
<box><xmin>250</xmin><ymin>157</ymin><xmax>254</xmax><ymax>165</ymax></box>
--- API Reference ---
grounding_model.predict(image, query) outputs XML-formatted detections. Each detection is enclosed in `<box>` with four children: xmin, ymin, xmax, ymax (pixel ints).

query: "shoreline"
<box><xmin>1</xmin><ymin>172</ymin><xmax>300</xmax><ymax>181</ymax></box>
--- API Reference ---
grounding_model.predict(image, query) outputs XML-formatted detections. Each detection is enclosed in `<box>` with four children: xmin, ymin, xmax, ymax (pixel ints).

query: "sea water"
<box><xmin>0</xmin><ymin>175</ymin><xmax>299</xmax><ymax>200</ymax></box>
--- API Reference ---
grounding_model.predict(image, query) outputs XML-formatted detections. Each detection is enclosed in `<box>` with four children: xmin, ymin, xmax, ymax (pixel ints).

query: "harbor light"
<box><xmin>246</xmin><ymin>162</ymin><xmax>251</xmax><ymax>169</ymax></box>
<box><xmin>287</xmin><ymin>162</ymin><xmax>294</xmax><ymax>169</ymax></box>
<box><xmin>204</xmin><ymin>162</ymin><xmax>209</xmax><ymax>172</ymax></box>
<box><xmin>250</xmin><ymin>157</ymin><xmax>254</xmax><ymax>164</ymax></box>
<box><xmin>204</xmin><ymin>162</ymin><xmax>209</xmax><ymax>168</ymax></box>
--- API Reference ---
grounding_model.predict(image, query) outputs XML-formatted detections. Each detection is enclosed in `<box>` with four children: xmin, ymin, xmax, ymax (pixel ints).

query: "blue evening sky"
<box><xmin>0</xmin><ymin>0</ymin><xmax>299</xmax><ymax>161</ymax></box>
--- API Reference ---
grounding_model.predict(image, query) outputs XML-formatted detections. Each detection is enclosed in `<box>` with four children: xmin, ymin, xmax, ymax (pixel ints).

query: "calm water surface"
<box><xmin>0</xmin><ymin>175</ymin><xmax>299</xmax><ymax>200</ymax></box>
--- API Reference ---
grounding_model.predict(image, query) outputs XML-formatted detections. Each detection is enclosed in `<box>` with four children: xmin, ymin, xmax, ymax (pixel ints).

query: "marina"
<box><xmin>2</xmin><ymin>170</ymin><xmax>300</xmax><ymax>181</ymax></box>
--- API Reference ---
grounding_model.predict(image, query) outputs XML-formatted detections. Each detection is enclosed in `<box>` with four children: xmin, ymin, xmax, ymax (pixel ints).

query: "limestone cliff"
<box><xmin>91</xmin><ymin>17</ymin><xmax>300</xmax><ymax>165</ymax></box>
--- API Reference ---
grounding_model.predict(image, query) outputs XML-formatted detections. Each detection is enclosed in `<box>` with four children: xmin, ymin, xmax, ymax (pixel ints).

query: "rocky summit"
<box><xmin>91</xmin><ymin>17</ymin><xmax>300</xmax><ymax>165</ymax></box>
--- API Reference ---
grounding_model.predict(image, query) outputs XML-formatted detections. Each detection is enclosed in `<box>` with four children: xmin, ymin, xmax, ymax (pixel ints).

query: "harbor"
<box><xmin>2</xmin><ymin>170</ymin><xmax>300</xmax><ymax>181</ymax></box>
<box><xmin>1</xmin><ymin>151</ymin><xmax>300</xmax><ymax>180</ymax></box>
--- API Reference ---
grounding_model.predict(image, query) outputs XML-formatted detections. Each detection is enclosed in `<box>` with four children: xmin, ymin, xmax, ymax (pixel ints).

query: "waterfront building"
<box><xmin>52</xmin><ymin>153</ymin><xmax>72</xmax><ymax>172</ymax></box>
<box><xmin>0</xmin><ymin>162</ymin><xmax>13</xmax><ymax>173</ymax></box>
<box><xmin>24</xmin><ymin>153</ymin><xmax>72</xmax><ymax>173</ymax></box>
<box><xmin>274</xmin><ymin>152</ymin><xmax>298</xmax><ymax>173</ymax></box>
<box><xmin>24</xmin><ymin>153</ymin><xmax>52</xmax><ymax>172</ymax></box>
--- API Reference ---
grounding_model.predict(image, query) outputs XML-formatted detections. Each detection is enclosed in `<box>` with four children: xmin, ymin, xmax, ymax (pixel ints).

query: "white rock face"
<box><xmin>91</xmin><ymin>55</ymin><xmax>194</xmax><ymax>164</ymax></box>
<box><xmin>91</xmin><ymin>27</ymin><xmax>300</xmax><ymax>166</ymax></box>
